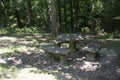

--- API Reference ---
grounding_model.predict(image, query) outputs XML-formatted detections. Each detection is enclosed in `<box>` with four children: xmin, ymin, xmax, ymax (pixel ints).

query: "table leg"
<box><xmin>69</xmin><ymin>41</ymin><xmax>76</xmax><ymax>52</ymax></box>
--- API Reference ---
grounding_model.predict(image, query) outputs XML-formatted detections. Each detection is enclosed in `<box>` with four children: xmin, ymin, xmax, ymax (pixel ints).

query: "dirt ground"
<box><xmin>0</xmin><ymin>34</ymin><xmax>120</xmax><ymax>80</ymax></box>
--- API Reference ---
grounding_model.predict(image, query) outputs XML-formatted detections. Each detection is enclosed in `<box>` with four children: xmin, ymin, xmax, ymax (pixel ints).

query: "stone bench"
<box><xmin>82</xmin><ymin>43</ymin><xmax>102</xmax><ymax>61</ymax></box>
<box><xmin>42</xmin><ymin>45</ymin><xmax>72</xmax><ymax>63</ymax></box>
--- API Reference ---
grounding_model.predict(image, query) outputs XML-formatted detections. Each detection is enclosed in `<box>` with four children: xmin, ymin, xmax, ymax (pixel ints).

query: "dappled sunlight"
<box><xmin>0</xmin><ymin>34</ymin><xmax>42</xmax><ymax>54</ymax></box>
<box><xmin>116</xmin><ymin>68</ymin><xmax>120</xmax><ymax>75</ymax></box>
<box><xmin>0</xmin><ymin>33</ymin><xmax>119</xmax><ymax>80</ymax></box>
<box><xmin>80</xmin><ymin>61</ymin><xmax>101</xmax><ymax>71</ymax></box>
<box><xmin>61</xmin><ymin>72</ymin><xmax>72</xmax><ymax>79</ymax></box>
<box><xmin>0</xmin><ymin>48</ymin><xmax>14</xmax><ymax>54</ymax></box>
<box><xmin>10</xmin><ymin>23</ymin><xmax>17</xmax><ymax>28</ymax></box>
<box><xmin>16</xmin><ymin>68</ymin><xmax>57</xmax><ymax>80</ymax></box>
<box><xmin>105</xmin><ymin>38</ymin><xmax>120</xmax><ymax>41</ymax></box>
<box><xmin>0</xmin><ymin>58</ymin><xmax>6</xmax><ymax>63</ymax></box>
<box><xmin>19</xmin><ymin>40</ymin><xmax>36</xmax><ymax>45</ymax></box>
<box><xmin>0</xmin><ymin>37</ymin><xmax>17</xmax><ymax>42</ymax></box>
<box><xmin>15</xmin><ymin>46</ymin><xmax>36</xmax><ymax>53</ymax></box>
<box><xmin>0</xmin><ymin>45</ymin><xmax>37</xmax><ymax>54</ymax></box>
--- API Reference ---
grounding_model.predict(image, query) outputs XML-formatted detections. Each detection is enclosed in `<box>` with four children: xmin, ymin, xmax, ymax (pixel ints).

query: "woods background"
<box><xmin>0</xmin><ymin>0</ymin><xmax>120</xmax><ymax>34</ymax></box>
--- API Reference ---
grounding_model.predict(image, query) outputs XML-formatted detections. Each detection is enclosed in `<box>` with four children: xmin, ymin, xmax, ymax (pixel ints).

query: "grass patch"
<box><xmin>103</xmin><ymin>31</ymin><xmax>120</xmax><ymax>39</ymax></box>
<box><xmin>0</xmin><ymin>45</ymin><xmax>37</xmax><ymax>55</ymax></box>
<box><xmin>0</xmin><ymin>45</ymin><xmax>26</xmax><ymax>54</ymax></box>
<box><xmin>0</xmin><ymin>27</ymin><xmax>48</xmax><ymax>35</ymax></box>
<box><xmin>0</xmin><ymin>63</ymin><xmax>19</xmax><ymax>78</ymax></box>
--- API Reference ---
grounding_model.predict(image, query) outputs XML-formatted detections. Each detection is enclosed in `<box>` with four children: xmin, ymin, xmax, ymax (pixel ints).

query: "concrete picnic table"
<box><xmin>56</xmin><ymin>33</ymin><xmax>86</xmax><ymax>52</ymax></box>
<box><xmin>42</xmin><ymin>33</ymin><xmax>101</xmax><ymax>62</ymax></box>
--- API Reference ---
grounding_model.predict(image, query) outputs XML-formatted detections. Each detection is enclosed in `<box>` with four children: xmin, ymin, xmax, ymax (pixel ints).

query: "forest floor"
<box><xmin>0</xmin><ymin>33</ymin><xmax>120</xmax><ymax>80</ymax></box>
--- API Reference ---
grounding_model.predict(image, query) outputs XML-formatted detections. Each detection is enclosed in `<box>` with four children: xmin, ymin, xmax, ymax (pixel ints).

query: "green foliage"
<box><xmin>0</xmin><ymin>63</ymin><xmax>10</xmax><ymax>70</ymax></box>
<box><xmin>0</xmin><ymin>63</ymin><xmax>19</xmax><ymax>78</ymax></box>
<box><xmin>0</xmin><ymin>27</ymin><xmax>49</xmax><ymax>35</ymax></box>
<box><xmin>100</xmin><ymin>0</ymin><xmax>120</xmax><ymax>32</ymax></box>
<box><xmin>108</xmin><ymin>31</ymin><xmax>120</xmax><ymax>38</ymax></box>
<box><xmin>0</xmin><ymin>0</ymin><xmax>120</xmax><ymax>33</ymax></box>
<box><xmin>81</xmin><ymin>27</ymin><xmax>90</xmax><ymax>34</ymax></box>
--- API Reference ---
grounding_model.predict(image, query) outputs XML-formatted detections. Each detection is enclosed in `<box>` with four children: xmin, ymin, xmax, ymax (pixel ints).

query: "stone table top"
<box><xmin>56</xmin><ymin>33</ymin><xmax>85</xmax><ymax>42</ymax></box>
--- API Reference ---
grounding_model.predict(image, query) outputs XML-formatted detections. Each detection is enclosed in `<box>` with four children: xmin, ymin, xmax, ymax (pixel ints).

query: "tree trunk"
<box><xmin>70</xmin><ymin>0</ymin><xmax>74</xmax><ymax>32</ymax></box>
<box><xmin>14</xmin><ymin>9</ymin><xmax>22</xmax><ymax>28</ymax></box>
<box><xmin>63</xmin><ymin>0</ymin><xmax>67</xmax><ymax>32</ymax></box>
<box><xmin>57</xmin><ymin>0</ymin><xmax>62</xmax><ymax>33</ymax></box>
<box><xmin>1</xmin><ymin>0</ymin><xmax>8</xmax><ymax>26</ymax></box>
<box><xmin>74</xmin><ymin>0</ymin><xmax>79</xmax><ymax>32</ymax></box>
<box><xmin>12</xmin><ymin>0</ymin><xmax>22</xmax><ymax>28</ymax></box>
<box><xmin>89</xmin><ymin>0</ymin><xmax>96</xmax><ymax>34</ymax></box>
<box><xmin>27</xmin><ymin>0</ymin><xmax>34</xmax><ymax>27</ymax></box>
<box><xmin>48</xmin><ymin>0</ymin><xmax>58</xmax><ymax>36</ymax></box>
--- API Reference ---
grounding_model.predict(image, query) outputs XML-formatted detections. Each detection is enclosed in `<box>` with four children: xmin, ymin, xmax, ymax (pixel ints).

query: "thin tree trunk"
<box><xmin>70</xmin><ymin>0</ymin><xmax>74</xmax><ymax>32</ymax></box>
<box><xmin>57</xmin><ymin>0</ymin><xmax>62</xmax><ymax>33</ymax></box>
<box><xmin>27</xmin><ymin>0</ymin><xmax>34</xmax><ymax>26</ymax></box>
<box><xmin>1</xmin><ymin>0</ymin><xmax>8</xmax><ymax>26</ymax></box>
<box><xmin>48</xmin><ymin>0</ymin><xmax>58</xmax><ymax>36</ymax></box>
<box><xmin>63</xmin><ymin>0</ymin><xmax>67</xmax><ymax>32</ymax></box>
<box><xmin>12</xmin><ymin>0</ymin><xmax>22</xmax><ymax>28</ymax></box>
<box><xmin>89</xmin><ymin>0</ymin><xmax>96</xmax><ymax>34</ymax></box>
<box><xmin>74</xmin><ymin>0</ymin><xmax>79</xmax><ymax>32</ymax></box>
<box><xmin>14</xmin><ymin>9</ymin><xmax>22</xmax><ymax>28</ymax></box>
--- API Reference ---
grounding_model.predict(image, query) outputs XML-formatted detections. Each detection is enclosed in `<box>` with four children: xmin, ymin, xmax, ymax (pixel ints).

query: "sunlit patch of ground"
<box><xmin>0</xmin><ymin>34</ymin><xmax>58</xmax><ymax>80</ymax></box>
<box><xmin>16</xmin><ymin>68</ymin><xmax>57</xmax><ymax>80</ymax></box>
<box><xmin>0</xmin><ymin>48</ymin><xmax>14</xmax><ymax>54</ymax></box>
<box><xmin>0</xmin><ymin>37</ymin><xmax>17</xmax><ymax>42</ymax></box>
<box><xmin>80</xmin><ymin>61</ymin><xmax>100</xmax><ymax>71</ymax></box>
<box><xmin>116</xmin><ymin>68</ymin><xmax>120</xmax><ymax>75</ymax></box>
<box><xmin>0</xmin><ymin>45</ymin><xmax>37</xmax><ymax>54</ymax></box>
<box><xmin>2</xmin><ymin>68</ymin><xmax>57</xmax><ymax>80</ymax></box>
<box><xmin>4</xmin><ymin>68</ymin><xmax>57</xmax><ymax>80</ymax></box>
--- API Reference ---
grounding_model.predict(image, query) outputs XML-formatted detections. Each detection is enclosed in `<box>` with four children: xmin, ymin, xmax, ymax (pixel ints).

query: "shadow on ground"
<box><xmin>0</xmin><ymin>34</ymin><xmax>120</xmax><ymax>80</ymax></box>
